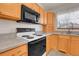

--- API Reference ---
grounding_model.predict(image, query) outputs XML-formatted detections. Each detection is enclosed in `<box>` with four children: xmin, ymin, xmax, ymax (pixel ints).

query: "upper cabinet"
<box><xmin>0</xmin><ymin>3</ymin><xmax>48</xmax><ymax>24</ymax></box>
<box><xmin>44</xmin><ymin>11</ymin><xmax>47</xmax><ymax>25</ymax></box>
<box><xmin>23</xmin><ymin>3</ymin><xmax>40</xmax><ymax>13</ymax></box>
<box><xmin>39</xmin><ymin>7</ymin><xmax>44</xmax><ymax>24</ymax></box>
<box><xmin>32</xmin><ymin>3</ymin><xmax>40</xmax><ymax>13</ymax></box>
<box><xmin>0</xmin><ymin>3</ymin><xmax>21</xmax><ymax>20</ymax></box>
<box><xmin>23</xmin><ymin>3</ymin><xmax>33</xmax><ymax>9</ymax></box>
<box><xmin>0</xmin><ymin>3</ymin><xmax>40</xmax><ymax>21</ymax></box>
<box><xmin>47</xmin><ymin>12</ymin><xmax>54</xmax><ymax>25</ymax></box>
<box><xmin>39</xmin><ymin>6</ymin><xmax>47</xmax><ymax>25</ymax></box>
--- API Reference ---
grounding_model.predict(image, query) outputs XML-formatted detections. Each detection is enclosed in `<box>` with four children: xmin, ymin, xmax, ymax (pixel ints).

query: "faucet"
<box><xmin>67</xmin><ymin>22</ymin><xmax>73</xmax><ymax>34</ymax></box>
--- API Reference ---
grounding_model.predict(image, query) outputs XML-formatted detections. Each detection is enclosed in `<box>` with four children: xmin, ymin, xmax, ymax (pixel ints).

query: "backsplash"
<box><xmin>0</xmin><ymin>19</ymin><xmax>42</xmax><ymax>34</ymax></box>
<box><xmin>0</xmin><ymin>19</ymin><xmax>16</xmax><ymax>34</ymax></box>
<box><xmin>16</xmin><ymin>22</ymin><xmax>42</xmax><ymax>31</ymax></box>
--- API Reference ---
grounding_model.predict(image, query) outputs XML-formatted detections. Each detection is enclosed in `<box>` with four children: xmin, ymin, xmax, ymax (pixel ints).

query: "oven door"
<box><xmin>28</xmin><ymin>37</ymin><xmax>46</xmax><ymax>56</ymax></box>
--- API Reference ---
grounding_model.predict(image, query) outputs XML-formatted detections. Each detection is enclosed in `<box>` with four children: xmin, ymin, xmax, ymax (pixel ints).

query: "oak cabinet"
<box><xmin>43</xmin><ymin>11</ymin><xmax>47</xmax><ymax>25</ymax></box>
<box><xmin>32</xmin><ymin>3</ymin><xmax>40</xmax><ymax>13</ymax></box>
<box><xmin>42</xmin><ymin>12</ymin><xmax>56</xmax><ymax>32</ymax></box>
<box><xmin>58</xmin><ymin>35</ymin><xmax>69</xmax><ymax>53</ymax></box>
<box><xmin>39</xmin><ymin>7</ymin><xmax>44</xmax><ymax>24</ymax></box>
<box><xmin>43</xmin><ymin>25</ymin><xmax>54</xmax><ymax>32</ymax></box>
<box><xmin>70</xmin><ymin>36</ymin><xmax>79</xmax><ymax>56</ymax></box>
<box><xmin>23</xmin><ymin>3</ymin><xmax>33</xmax><ymax>10</ymax></box>
<box><xmin>51</xmin><ymin>35</ymin><xmax>58</xmax><ymax>50</ymax></box>
<box><xmin>24</xmin><ymin>3</ymin><xmax>39</xmax><ymax>13</ymax></box>
<box><xmin>47</xmin><ymin>12</ymin><xmax>55</xmax><ymax>25</ymax></box>
<box><xmin>0</xmin><ymin>3</ymin><xmax>21</xmax><ymax>20</ymax></box>
<box><xmin>46</xmin><ymin>34</ymin><xmax>58</xmax><ymax>55</ymax></box>
<box><xmin>0</xmin><ymin>3</ymin><xmax>40</xmax><ymax>21</ymax></box>
<box><xmin>46</xmin><ymin>35</ymin><xmax>52</xmax><ymax>55</ymax></box>
<box><xmin>0</xmin><ymin>44</ymin><xmax>28</xmax><ymax>56</ymax></box>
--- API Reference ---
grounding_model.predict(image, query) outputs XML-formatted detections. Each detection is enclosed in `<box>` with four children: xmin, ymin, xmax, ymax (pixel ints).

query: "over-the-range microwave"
<box><xmin>17</xmin><ymin>5</ymin><xmax>40</xmax><ymax>24</ymax></box>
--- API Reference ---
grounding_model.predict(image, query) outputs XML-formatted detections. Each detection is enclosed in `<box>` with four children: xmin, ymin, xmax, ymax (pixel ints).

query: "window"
<box><xmin>57</xmin><ymin>11</ymin><xmax>79</xmax><ymax>30</ymax></box>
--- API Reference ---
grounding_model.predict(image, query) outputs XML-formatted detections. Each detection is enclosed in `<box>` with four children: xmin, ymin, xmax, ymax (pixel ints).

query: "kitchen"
<box><xmin>0</xmin><ymin>3</ymin><xmax>79</xmax><ymax>56</ymax></box>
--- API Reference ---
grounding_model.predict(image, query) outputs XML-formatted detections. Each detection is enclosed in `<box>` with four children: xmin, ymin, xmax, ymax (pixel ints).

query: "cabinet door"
<box><xmin>45</xmin><ymin>25</ymin><xmax>54</xmax><ymax>32</ymax></box>
<box><xmin>43</xmin><ymin>11</ymin><xmax>47</xmax><ymax>25</ymax></box>
<box><xmin>47</xmin><ymin>12</ymin><xmax>53</xmax><ymax>25</ymax></box>
<box><xmin>0</xmin><ymin>3</ymin><xmax>21</xmax><ymax>20</ymax></box>
<box><xmin>47</xmin><ymin>12</ymin><xmax>56</xmax><ymax>25</ymax></box>
<box><xmin>32</xmin><ymin>3</ymin><xmax>39</xmax><ymax>13</ymax></box>
<box><xmin>46</xmin><ymin>35</ymin><xmax>52</xmax><ymax>55</ymax></box>
<box><xmin>23</xmin><ymin>3</ymin><xmax>33</xmax><ymax>9</ymax></box>
<box><xmin>39</xmin><ymin>7</ymin><xmax>44</xmax><ymax>24</ymax></box>
<box><xmin>0</xmin><ymin>44</ymin><xmax>28</xmax><ymax>56</ymax></box>
<box><xmin>23</xmin><ymin>3</ymin><xmax>39</xmax><ymax>13</ymax></box>
<box><xmin>51</xmin><ymin>35</ymin><xmax>58</xmax><ymax>50</ymax></box>
<box><xmin>70</xmin><ymin>36</ymin><xmax>79</xmax><ymax>56</ymax></box>
<box><xmin>58</xmin><ymin>35</ymin><xmax>69</xmax><ymax>53</ymax></box>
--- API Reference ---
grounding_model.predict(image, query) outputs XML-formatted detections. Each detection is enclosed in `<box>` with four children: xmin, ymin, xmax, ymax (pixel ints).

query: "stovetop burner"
<box><xmin>22</xmin><ymin>35</ymin><xmax>34</xmax><ymax>39</ymax></box>
<box><xmin>22</xmin><ymin>35</ymin><xmax>29</xmax><ymax>37</ymax></box>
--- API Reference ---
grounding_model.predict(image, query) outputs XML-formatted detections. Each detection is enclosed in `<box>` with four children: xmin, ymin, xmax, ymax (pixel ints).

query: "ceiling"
<box><xmin>38</xmin><ymin>3</ymin><xmax>79</xmax><ymax>15</ymax></box>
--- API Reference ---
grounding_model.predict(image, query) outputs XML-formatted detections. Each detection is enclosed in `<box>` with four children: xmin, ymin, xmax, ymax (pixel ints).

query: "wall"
<box><xmin>0</xmin><ymin>19</ymin><xmax>42</xmax><ymax>34</ymax></box>
<box><xmin>17</xmin><ymin>22</ymin><xmax>42</xmax><ymax>31</ymax></box>
<box><xmin>0</xmin><ymin>19</ymin><xmax>16</xmax><ymax>34</ymax></box>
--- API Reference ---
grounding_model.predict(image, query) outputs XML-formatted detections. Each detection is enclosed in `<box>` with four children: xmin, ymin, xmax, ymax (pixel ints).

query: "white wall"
<box><xmin>0</xmin><ymin>19</ymin><xmax>16</xmax><ymax>34</ymax></box>
<box><xmin>0</xmin><ymin>19</ymin><xmax>42</xmax><ymax>34</ymax></box>
<box><xmin>16</xmin><ymin>22</ymin><xmax>42</xmax><ymax>31</ymax></box>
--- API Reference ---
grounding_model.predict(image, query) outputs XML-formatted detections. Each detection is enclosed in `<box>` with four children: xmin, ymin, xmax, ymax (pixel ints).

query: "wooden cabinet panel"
<box><xmin>58</xmin><ymin>35</ymin><xmax>69</xmax><ymax>53</ymax></box>
<box><xmin>51</xmin><ymin>35</ymin><xmax>58</xmax><ymax>50</ymax></box>
<box><xmin>47</xmin><ymin>12</ymin><xmax>53</xmax><ymax>25</ymax></box>
<box><xmin>46</xmin><ymin>35</ymin><xmax>52</xmax><ymax>55</ymax></box>
<box><xmin>0</xmin><ymin>3</ymin><xmax>21</xmax><ymax>20</ymax></box>
<box><xmin>42</xmin><ymin>12</ymin><xmax>56</xmax><ymax>32</ymax></box>
<box><xmin>12</xmin><ymin>44</ymin><xmax>28</xmax><ymax>56</ymax></box>
<box><xmin>23</xmin><ymin>3</ymin><xmax>39</xmax><ymax>13</ymax></box>
<box><xmin>44</xmin><ymin>25</ymin><xmax>54</xmax><ymax>32</ymax></box>
<box><xmin>70</xmin><ymin>36</ymin><xmax>79</xmax><ymax>56</ymax></box>
<box><xmin>47</xmin><ymin>12</ymin><xmax>56</xmax><ymax>25</ymax></box>
<box><xmin>46</xmin><ymin>35</ymin><xmax>58</xmax><ymax>55</ymax></box>
<box><xmin>23</xmin><ymin>3</ymin><xmax>33</xmax><ymax>9</ymax></box>
<box><xmin>39</xmin><ymin>7</ymin><xmax>44</xmax><ymax>24</ymax></box>
<box><xmin>32</xmin><ymin>3</ymin><xmax>39</xmax><ymax>13</ymax></box>
<box><xmin>0</xmin><ymin>44</ymin><xmax>28</xmax><ymax>56</ymax></box>
<box><xmin>43</xmin><ymin>11</ymin><xmax>47</xmax><ymax>25</ymax></box>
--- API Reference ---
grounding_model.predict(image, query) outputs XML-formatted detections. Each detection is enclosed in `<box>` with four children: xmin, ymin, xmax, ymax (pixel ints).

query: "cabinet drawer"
<box><xmin>0</xmin><ymin>44</ymin><xmax>28</xmax><ymax>56</ymax></box>
<box><xmin>13</xmin><ymin>44</ymin><xmax>28</xmax><ymax>56</ymax></box>
<box><xmin>0</xmin><ymin>3</ymin><xmax>21</xmax><ymax>20</ymax></box>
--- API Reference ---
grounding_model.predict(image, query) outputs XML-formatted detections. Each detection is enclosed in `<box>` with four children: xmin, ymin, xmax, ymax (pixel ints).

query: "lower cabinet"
<box><xmin>51</xmin><ymin>34</ymin><xmax>58</xmax><ymax>50</ymax></box>
<box><xmin>58</xmin><ymin>35</ymin><xmax>69</xmax><ymax>53</ymax></box>
<box><xmin>46</xmin><ymin>35</ymin><xmax>52</xmax><ymax>55</ymax></box>
<box><xmin>70</xmin><ymin>36</ymin><xmax>79</xmax><ymax>56</ymax></box>
<box><xmin>46</xmin><ymin>34</ymin><xmax>58</xmax><ymax>55</ymax></box>
<box><xmin>0</xmin><ymin>44</ymin><xmax>28</xmax><ymax>56</ymax></box>
<box><xmin>47</xmin><ymin>34</ymin><xmax>79</xmax><ymax>56</ymax></box>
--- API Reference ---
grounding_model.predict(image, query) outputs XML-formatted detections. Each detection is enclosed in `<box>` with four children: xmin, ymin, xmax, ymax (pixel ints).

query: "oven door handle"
<box><xmin>28</xmin><ymin>37</ymin><xmax>46</xmax><ymax>44</ymax></box>
<box><xmin>29</xmin><ymin>39</ymin><xmax>41</xmax><ymax>44</ymax></box>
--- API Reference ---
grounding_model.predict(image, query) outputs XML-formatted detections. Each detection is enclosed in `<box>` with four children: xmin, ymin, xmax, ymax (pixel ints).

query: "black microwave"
<box><xmin>20</xmin><ymin>5</ymin><xmax>40</xmax><ymax>24</ymax></box>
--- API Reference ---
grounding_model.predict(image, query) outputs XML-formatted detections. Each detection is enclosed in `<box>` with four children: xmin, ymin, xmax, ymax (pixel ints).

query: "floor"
<box><xmin>47</xmin><ymin>50</ymin><xmax>68</xmax><ymax>56</ymax></box>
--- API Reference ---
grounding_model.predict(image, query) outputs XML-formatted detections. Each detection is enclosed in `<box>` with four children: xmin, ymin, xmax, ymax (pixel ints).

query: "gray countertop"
<box><xmin>51</xmin><ymin>31</ymin><xmax>79</xmax><ymax>36</ymax></box>
<box><xmin>0</xmin><ymin>33</ymin><xmax>27</xmax><ymax>53</ymax></box>
<box><xmin>0</xmin><ymin>32</ymin><xmax>53</xmax><ymax>53</ymax></box>
<box><xmin>0</xmin><ymin>32</ymin><xmax>79</xmax><ymax>53</ymax></box>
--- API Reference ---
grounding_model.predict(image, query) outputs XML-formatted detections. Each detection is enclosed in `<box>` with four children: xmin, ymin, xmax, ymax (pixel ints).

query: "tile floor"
<box><xmin>47</xmin><ymin>50</ymin><xmax>68</xmax><ymax>56</ymax></box>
